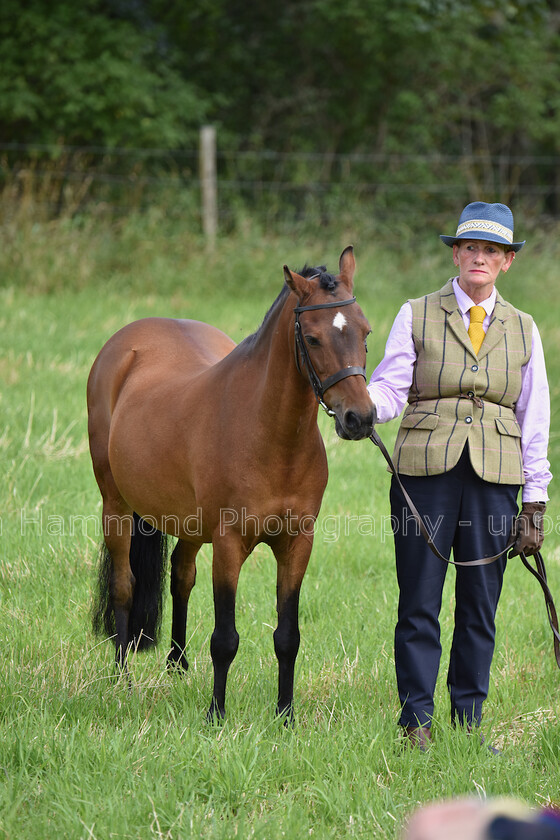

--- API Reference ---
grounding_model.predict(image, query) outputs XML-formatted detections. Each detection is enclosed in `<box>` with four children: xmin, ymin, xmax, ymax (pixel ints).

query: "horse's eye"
<box><xmin>305</xmin><ymin>335</ymin><xmax>320</xmax><ymax>348</ymax></box>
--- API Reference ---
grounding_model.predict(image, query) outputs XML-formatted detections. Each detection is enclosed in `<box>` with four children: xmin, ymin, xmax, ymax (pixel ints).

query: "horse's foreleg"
<box><xmin>167</xmin><ymin>539</ymin><xmax>199</xmax><ymax>673</ymax></box>
<box><xmin>207</xmin><ymin>536</ymin><xmax>244</xmax><ymax>722</ymax></box>
<box><xmin>273</xmin><ymin>534</ymin><xmax>312</xmax><ymax>723</ymax></box>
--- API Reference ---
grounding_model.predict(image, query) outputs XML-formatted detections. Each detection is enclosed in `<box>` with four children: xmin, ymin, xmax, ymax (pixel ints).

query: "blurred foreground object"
<box><xmin>403</xmin><ymin>797</ymin><xmax>560</xmax><ymax>840</ymax></box>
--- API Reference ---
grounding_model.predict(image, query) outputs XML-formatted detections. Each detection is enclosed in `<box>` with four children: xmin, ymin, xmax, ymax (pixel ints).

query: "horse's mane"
<box><xmin>298</xmin><ymin>265</ymin><xmax>338</xmax><ymax>291</ymax></box>
<box><xmin>242</xmin><ymin>265</ymin><xmax>339</xmax><ymax>348</ymax></box>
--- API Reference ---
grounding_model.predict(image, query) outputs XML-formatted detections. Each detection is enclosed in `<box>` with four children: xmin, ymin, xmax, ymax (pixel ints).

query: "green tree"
<box><xmin>0</xmin><ymin>0</ymin><xmax>208</xmax><ymax>148</ymax></box>
<box><xmin>147</xmin><ymin>0</ymin><xmax>558</xmax><ymax>158</ymax></box>
<box><xmin>2</xmin><ymin>0</ymin><xmax>560</xmax><ymax>217</ymax></box>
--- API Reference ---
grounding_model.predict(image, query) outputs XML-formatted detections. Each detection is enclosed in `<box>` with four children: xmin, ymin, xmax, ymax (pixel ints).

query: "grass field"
<box><xmin>1</xmin><ymin>215</ymin><xmax>560</xmax><ymax>839</ymax></box>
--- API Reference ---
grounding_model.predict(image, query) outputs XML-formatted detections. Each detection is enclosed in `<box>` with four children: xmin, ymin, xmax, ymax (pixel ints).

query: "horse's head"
<box><xmin>283</xmin><ymin>246</ymin><xmax>375</xmax><ymax>440</ymax></box>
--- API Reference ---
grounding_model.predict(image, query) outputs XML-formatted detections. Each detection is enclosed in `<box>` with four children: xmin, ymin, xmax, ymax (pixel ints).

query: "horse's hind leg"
<box><xmin>88</xmin><ymin>390</ymin><xmax>134</xmax><ymax>670</ymax></box>
<box><xmin>167</xmin><ymin>539</ymin><xmax>199</xmax><ymax>673</ymax></box>
<box><xmin>101</xmin><ymin>497</ymin><xmax>135</xmax><ymax>671</ymax></box>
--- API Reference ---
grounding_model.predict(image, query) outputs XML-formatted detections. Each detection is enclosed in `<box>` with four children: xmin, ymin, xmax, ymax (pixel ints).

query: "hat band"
<box><xmin>455</xmin><ymin>219</ymin><xmax>513</xmax><ymax>243</ymax></box>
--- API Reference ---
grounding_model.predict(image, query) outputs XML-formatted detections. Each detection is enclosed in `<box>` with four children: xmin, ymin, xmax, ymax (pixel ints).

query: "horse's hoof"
<box><xmin>276</xmin><ymin>705</ymin><xmax>295</xmax><ymax>728</ymax></box>
<box><xmin>113</xmin><ymin>662</ymin><xmax>132</xmax><ymax>691</ymax></box>
<box><xmin>166</xmin><ymin>652</ymin><xmax>189</xmax><ymax>674</ymax></box>
<box><xmin>206</xmin><ymin>700</ymin><xmax>226</xmax><ymax>725</ymax></box>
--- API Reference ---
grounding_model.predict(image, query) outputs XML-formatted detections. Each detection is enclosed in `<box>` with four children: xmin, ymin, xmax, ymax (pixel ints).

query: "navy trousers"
<box><xmin>390</xmin><ymin>447</ymin><xmax>519</xmax><ymax>728</ymax></box>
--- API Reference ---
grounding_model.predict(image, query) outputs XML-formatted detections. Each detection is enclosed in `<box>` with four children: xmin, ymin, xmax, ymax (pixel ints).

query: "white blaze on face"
<box><xmin>332</xmin><ymin>311</ymin><xmax>347</xmax><ymax>331</ymax></box>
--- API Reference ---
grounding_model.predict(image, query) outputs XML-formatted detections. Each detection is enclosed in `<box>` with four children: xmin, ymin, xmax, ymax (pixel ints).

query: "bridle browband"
<box><xmin>293</xmin><ymin>296</ymin><xmax>366</xmax><ymax>416</ymax></box>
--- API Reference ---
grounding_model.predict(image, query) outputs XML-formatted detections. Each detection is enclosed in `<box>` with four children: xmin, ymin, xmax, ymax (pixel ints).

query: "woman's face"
<box><xmin>453</xmin><ymin>239</ymin><xmax>515</xmax><ymax>299</ymax></box>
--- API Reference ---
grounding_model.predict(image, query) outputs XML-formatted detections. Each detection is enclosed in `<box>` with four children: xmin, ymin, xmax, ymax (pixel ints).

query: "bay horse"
<box><xmin>88</xmin><ymin>245</ymin><xmax>374</xmax><ymax>721</ymax></box>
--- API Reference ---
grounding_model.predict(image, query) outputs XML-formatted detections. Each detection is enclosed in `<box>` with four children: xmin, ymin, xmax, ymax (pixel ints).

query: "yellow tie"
<box><xmin>468</xmin><ymin>306</ymin><xmax>486</xmax><ymax>355</ymax></box>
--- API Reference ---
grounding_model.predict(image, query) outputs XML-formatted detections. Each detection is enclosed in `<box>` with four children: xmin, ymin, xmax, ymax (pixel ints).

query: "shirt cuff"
<box><xmin>522</xmin><ymin>489</ymin><xmax>549</xmax><ymax>504</ymax></box>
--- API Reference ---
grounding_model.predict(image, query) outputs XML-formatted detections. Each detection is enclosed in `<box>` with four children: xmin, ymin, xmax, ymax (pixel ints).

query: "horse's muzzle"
<box><xmin>335</xmin><ymin>407</ymin><xmax>376</xmax><ymax>440</ymax></box>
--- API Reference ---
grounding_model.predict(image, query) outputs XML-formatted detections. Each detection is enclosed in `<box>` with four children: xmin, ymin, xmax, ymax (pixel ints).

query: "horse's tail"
<box><xmin>128</xmin><ymin>514</ymin><xmax>169</xmax><ymax>649</ymax></box>
<box><xmin>92</xmin><ymin>513</ymin><xmax>169</xmax><ymax>651</ymax></box>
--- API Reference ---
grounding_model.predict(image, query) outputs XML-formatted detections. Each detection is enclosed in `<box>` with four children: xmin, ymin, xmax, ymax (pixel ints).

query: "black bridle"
<box><xmin>293</xmin><ymin>296</ymin><xmax>366</xmax><ymax>416</ymax></box>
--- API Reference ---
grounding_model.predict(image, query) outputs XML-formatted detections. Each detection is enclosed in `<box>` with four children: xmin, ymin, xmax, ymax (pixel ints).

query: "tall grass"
<box><xmin>1</xmin><ymin>215</ymin><xmax>560</xmax><ymax>839</ymax></box>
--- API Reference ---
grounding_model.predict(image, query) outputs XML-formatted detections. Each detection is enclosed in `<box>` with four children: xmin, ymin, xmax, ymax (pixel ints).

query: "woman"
<box><xmin>367</xmin><ymin>202</ymin><xmax>551</xmax><ymax>749</ymax></box>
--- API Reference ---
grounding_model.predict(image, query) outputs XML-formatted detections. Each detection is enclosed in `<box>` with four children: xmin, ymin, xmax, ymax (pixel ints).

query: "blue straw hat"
<box><xmin>440</xmin><ymin>201</ymin><xmax>525</xmax><ymax>252</ymax></box>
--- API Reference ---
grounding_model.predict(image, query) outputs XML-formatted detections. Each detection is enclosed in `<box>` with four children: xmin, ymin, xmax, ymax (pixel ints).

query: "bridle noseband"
<box><xmin>293</xmin><ymin>296</ymin><xmax>366</xmax><ymax>416</ymax></box>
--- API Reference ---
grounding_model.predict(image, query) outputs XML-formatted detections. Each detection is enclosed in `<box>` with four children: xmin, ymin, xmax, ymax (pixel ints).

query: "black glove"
<box><xmin>509</xmin><ymin>502</ymin><xmax>546</xmax><ymax>557</ymax></box>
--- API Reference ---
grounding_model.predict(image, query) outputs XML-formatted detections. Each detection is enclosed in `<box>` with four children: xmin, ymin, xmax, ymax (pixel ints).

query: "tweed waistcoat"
<box><xmin>393</xmin><ymin>279</ymin><xmax>533</xmax><ymax>483</ymax></box>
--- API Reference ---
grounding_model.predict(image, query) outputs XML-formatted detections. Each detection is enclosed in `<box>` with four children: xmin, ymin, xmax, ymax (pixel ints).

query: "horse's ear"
<box><xmin>283</xmin><ymin>266</ymin><xmax>314</xmax><ymax>299</ymax></box>
<box><xmin>338</xmin><ymin>245</ymin><xmax>356</xmax><ymax>291</ymax></box>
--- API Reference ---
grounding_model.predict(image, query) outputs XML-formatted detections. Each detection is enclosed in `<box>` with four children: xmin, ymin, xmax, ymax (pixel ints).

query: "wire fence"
<box><xmin>2</xmin><ymin>139</ymin><xmax>559</xmax><ymax>236</ymax></box>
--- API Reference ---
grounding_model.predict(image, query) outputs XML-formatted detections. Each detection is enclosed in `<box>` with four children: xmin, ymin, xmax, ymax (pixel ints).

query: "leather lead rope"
<box><xmin>520</xmin><ymin>551</ymin><xmax>560</xmax><ymax>669</ymax></box>
<box><xmin>370</xmin><ymin>429</ymin><xmax>560</xmax><ymax>669</ymax></box>
<box><xmin>369</xmin><ymin>429</ymin><xmax>508</xmax><ymax>566</ymax></box>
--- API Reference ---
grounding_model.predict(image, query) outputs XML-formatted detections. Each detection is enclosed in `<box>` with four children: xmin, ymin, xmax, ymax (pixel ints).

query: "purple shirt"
<box><xmin>367</xmin><ymin>278</ymin><xmax>551</xmax><ymax>501</ymax></box>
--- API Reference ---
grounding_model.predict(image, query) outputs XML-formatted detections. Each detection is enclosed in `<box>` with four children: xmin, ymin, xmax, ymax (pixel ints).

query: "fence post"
<box><xmin>200</xmin><ymin>125</ymin><xmax>217</xmax><ymax>246</ymax></box>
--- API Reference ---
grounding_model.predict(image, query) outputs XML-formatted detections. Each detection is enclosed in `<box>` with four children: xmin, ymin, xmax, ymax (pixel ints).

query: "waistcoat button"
<box><xmin>465</xmin><ymin>416</ymin><xmax>473</xmax><ymax>424</ymax></box>
<box><xmin>471</xmin><ymin>364</ymin><xmax>479</xmax><ymax>372</ymax></box>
